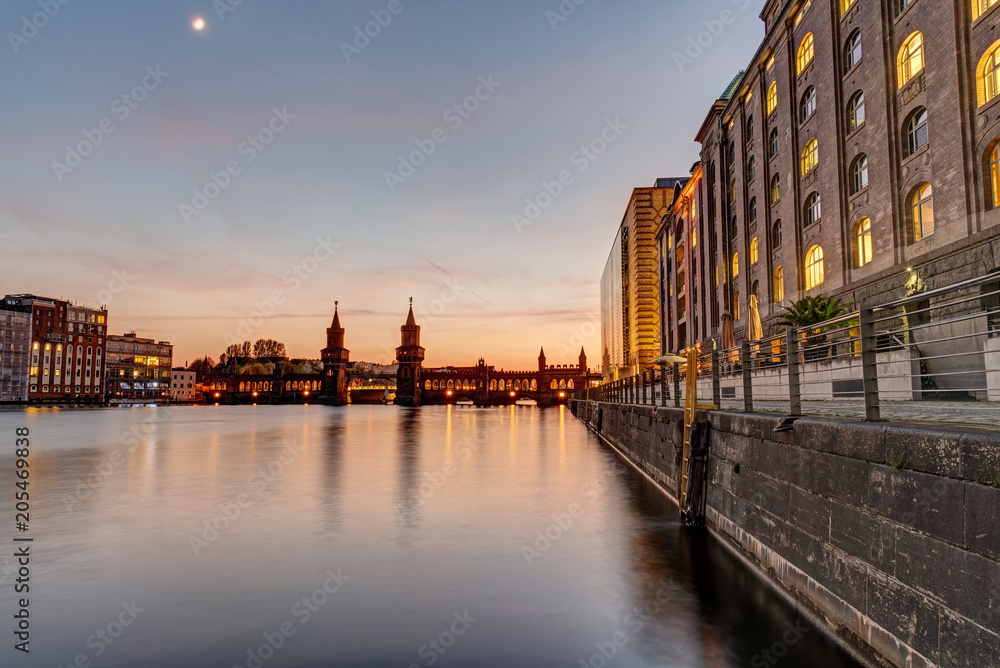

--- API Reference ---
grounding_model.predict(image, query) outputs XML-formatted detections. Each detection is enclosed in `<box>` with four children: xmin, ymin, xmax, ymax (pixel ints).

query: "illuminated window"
<box><xmin>898</xmin><ymin>32</ymin><xmax>924</xmax><ymax>87</ymax></box>
<box><xmin>774</xmin><ymin>266</ymin><xmax>785</xmax><ymax>302</ymax></box>
<box><xmin>45</xmin><ymin>343</ymin><xmax>51</xmax><ymax>351</ymax></box>
<box><xmin>805</xmin><ymin>192</ymin><xmax>821</xmax><ymax>225</ymax></box>
<box><xmin>855</xmin><ymin>218</ymin><xmax>873</xmax><ymax>266</ymax></box>
<box><xmin>773</xmin><ymin>220</ymin><xmax>782</xmax><ymax>247</ymax></box>
<box><xmin>974</xmin><ymin>0</ymin><xmax>999</xmax><ymax>21</ymax></box>
<box><xmin>841</xmin><ymin>0</ymin><xmax>856</xmax><ymax>15</ymax></box>
<box><xmin>912</xmin><ymin>183</ymin><xmax>934</xmax><ymax>241</ymax></box>
<box><xmin>845</xmin><ymin>31</ymin><xmax>862</xmax><ymax>71</ymax></box>
<box><xmin>848</xmin><ymin>91</ymin><xmax>865</xmax><ymax>131</ymax></box>
<box><xmin>800</xmin><ymin>86</ymin><xmax>816</xmax><ymax>121</ymax></box>
<box><xmin>991</xmin><ymin>144</ymin><xmax>1000</xmax><ymax>207</ymax></box>
<box><xmin>691</xmin><ymin>223</ymin><xmax>697</xmax><ymax>248</ymax></box>
<box><xmin>732</xmin><ymin>253</ymin><xmax>740</xmax><ymax>278</ymax></box>
<box><xmin>766</xmin><ymin>55</ymin><xmax>775</xmax><ymax>71</ymax></box>
<box><xmin>907</xmin><ymin>108</ymin><xmax>928</xmax><ymax>154</ymax></box>
<box><xmin>734</xmin><ymin>292</ymin><xmax>741</xmax><ymax>321</ymax></box>
<box><xmin>801</xmin><ymin>138</ymin><xmax>818</xmax><ymax>174</ymax></box>
<box><xmin>795</xmin><ymin>0</ymin><xmax>812</xmax><ymax>26</ymax></box>
<box><xmin>980</xmin><ymin>42</ymin><xmax>1000</xmax><ymax>105</ymax></box>
<box><xmin>770</xmin><ymin>128</ymin><xmax>779</xmax><ymax>157</ymax></box>
<box><xmin>767</xmin><ymin>82</ymin><xmax>778</xmax><ymax>115</ymax></box>
<box><xmin>750</xmin><ymin>237</ymin><xmax>759</xmax><ymax>265</ymax></box>
<box><xmin>770</xmin><ymin>175</ymin><xmax>780</xmax><ymax>204</ymax></box>
<box><xmin>729</xmin><ymin>178</ymin><xmax>737</xmax><ymax>203</ymax></box>
<box><xmin>805</xmin><ymin>245</ymin><xmax>825</xmax><ymax>289</ymax></box>
<box><xmin>852</xmin><ymin>154</ymin><xmax>869</xmax><ymax>193</ymax></box>
<box><xmin>797</xmin><ymin>33</ymin><xmax>815</xmax><ymax>74</ymax></box>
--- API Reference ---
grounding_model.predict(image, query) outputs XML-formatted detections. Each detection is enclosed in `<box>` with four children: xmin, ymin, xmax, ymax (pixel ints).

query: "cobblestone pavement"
<box><xmin>717</xmin><ymin>399</ymin><xmax>1000</xmax><ymax>429</ymax></box>
<box><xmin>617</xmin><ymin>394</ymin><xmax>1000</xmax><ymax>429</ymax></box>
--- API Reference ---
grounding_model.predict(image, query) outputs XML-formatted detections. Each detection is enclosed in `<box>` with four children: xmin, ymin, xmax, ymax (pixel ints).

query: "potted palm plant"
<box><xmin>778</xmin><ymin>295</ymin><xmax>854</xmax><ymax>360</ymax></box>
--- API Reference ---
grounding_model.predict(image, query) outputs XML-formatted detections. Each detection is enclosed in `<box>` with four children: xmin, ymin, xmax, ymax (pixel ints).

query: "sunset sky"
<box><xmin>0</xmin><ymin>0</ymin><xmax>763</xmax><ymax>369</ymax></box>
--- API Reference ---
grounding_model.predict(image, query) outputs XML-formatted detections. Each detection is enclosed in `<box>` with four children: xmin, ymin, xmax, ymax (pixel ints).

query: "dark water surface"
<box><xmin>0</xmin><ymin>405</ymin><xmax>864</xmax><ymax>667</ymax></box>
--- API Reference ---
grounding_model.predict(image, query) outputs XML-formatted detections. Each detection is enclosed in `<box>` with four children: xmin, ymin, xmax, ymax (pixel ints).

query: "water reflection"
<box><xmin>0</xmin><ymin>405</ymin><xmax>863</xmax><ymax>668</ymax></box>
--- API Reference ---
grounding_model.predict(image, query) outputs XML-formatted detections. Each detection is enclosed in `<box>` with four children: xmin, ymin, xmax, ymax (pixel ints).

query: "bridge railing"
<box><xmin>574</xmin><ymin>272</ymin><xmax>1000</xmax><ymax>426</ymax></box>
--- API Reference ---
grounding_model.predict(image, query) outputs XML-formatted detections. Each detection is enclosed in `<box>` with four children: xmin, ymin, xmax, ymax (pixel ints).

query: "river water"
<box><xmin>0</xmin><ymin>405</ymin><xmax>863</xmax><ymax>667</ymax></box>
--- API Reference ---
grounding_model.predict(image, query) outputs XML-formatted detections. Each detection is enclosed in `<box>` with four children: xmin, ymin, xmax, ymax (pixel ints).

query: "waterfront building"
<box><xmin>657</xmin><ymin>0</ymin><xmax>1000</xmax><ymax>364</ymax></box>
<box><xmin>3</xmin><ymin>294</ymin><xmax>109</xmax><ymax>404</ymax></box>
<box><xmin>106</xmin><ymin>332</ymin><xmax>173</xmax><ymax>403</ymax></box>
<box><xmin>601</xmin><ymin>180</ymin><xmax>685</xmax><ymax>380</ymax></box>
<box><xmin>0</xmin><ymin>297</ymin><xmax>32</xmax><ymax>403</ymax></box>
<box><xmin>169</xmin><ymin>368</ymin><xmax>197</xmax><ymax>402</ymax></box>
<box><xmin>394</xmin><ymin>300</ymin><xmax>425</xmax><ymax>407</ymax></box>
<box><xmin>320</xmin><ymin>303</ymin><xmax>350</xmax><ymax>406</ymax></box>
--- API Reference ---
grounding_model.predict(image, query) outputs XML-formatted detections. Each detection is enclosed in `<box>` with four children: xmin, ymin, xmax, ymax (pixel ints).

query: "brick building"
<box><xmin>3</xmin><ymin>294</ymin><xmax>109</xmax><ymax>404</ymax></box>
<box><xmin>658</xmin><ymin>0</ymin><xmax>1000</xmax><ymax>352</ymax></box>
<box><xmin>601</xmin><ymin>180</ymin><xmax>684</xmax><ymax>379</ymax></box>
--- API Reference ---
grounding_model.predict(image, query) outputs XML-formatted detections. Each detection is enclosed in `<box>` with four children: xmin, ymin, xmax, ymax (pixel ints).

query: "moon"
<box><xmin>192</xmin><ymin>17</ymin><xmax>206</xmax><ymax>31</ymax></box>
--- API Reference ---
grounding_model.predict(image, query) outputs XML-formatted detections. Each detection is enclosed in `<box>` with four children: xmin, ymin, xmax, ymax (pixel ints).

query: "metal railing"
<box><xmin>577</xmin><ymin>272</ymin><xmax>1000</xmax><ymax>426</ymax></box>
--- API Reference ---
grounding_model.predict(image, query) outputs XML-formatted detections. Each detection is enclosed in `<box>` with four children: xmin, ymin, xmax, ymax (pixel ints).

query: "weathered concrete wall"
<box><xmin>570</xmin><ymin>400</ymin><xmax>1000</xmax><ymax>668</ymax></box>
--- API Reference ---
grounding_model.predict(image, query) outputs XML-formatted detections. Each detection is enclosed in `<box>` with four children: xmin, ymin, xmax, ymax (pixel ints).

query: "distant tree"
<box><xmin>252</xmin><ymin>339</ymin><xmax>287</xmax><ymax>359</ymax></box>
<box><xmin>189</xmin><ymin>357</ymin><xmax>215</xmax><ymax>375</ymax></box>
<box><xmin>239</xmin><ymin>340</ymin><xmax>253</xmax><ymax>358</ymax></box>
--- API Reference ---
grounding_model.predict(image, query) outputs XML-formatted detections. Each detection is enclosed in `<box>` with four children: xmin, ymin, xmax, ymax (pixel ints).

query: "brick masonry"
<box><xmin>570</xmin><ymin>399</ymin><xmax>1000</xmax><ymax>668</ymax></box>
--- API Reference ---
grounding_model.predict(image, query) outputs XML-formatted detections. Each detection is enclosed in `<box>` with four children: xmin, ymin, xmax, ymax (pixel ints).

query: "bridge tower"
<box><xmin>394</xmin><ymin>299</ymin><xmax>425</xmax><ymax>407</ymax></box>
<box><xmin>320</xmin><ymin>302</ymin><xmax>350</xmax><ymax>406</ymax></box>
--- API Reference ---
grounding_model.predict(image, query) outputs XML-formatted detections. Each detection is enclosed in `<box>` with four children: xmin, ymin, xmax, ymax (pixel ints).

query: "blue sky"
<box><xmin>0</xmin><ymin>0</ymin><xmax>763</xmax><ymax>368</ymax></box>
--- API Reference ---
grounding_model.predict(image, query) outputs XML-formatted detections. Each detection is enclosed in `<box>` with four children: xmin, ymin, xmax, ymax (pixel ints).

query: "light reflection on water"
<box><xmin>0</xmin><ymin>405</ymin><xmax>863</xmax><ymax>667</ymax></box>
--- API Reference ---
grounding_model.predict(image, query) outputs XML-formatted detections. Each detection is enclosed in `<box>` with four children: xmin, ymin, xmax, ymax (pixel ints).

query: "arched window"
<box><xmin>447</xmin><ymin>379</ymin><xmax>454</xmax><ymax>389</ymax></box>
<box><xmin>558</xmin><ymin>379</ymin><xmax>566</xmax><ymax>389</ymax></box>
<box><xmin>551</xmin><ymin>379</ymin><xmax>558</xmax><ymax>390</ymax></box>
<box><xmin>489</xmin><ymin>379</ymin><xmax>496</xmax><ymax>391</ymax></box>
<box><xmin>285</xmin><ymin>381</ymin><xmax>291</xmax><ymax>391</ymax></box>
<box><xmin>841</xmin><ymin>0</ymin><xmax>857</xmax><ymax>14</ymax></box>
<box><xmin>797</xmin><ymin>33</ymin><xmax>815</xmax><ymax>74</ymax></box>
<box><xmin>749</xmin><ymin>197</ymin><xmax>757</xmax><ymax>224</ymax></box>
<box><xmin>805</xmin><ymin>192</ymin><xmax>821</xmax><ymax>225</ymax></box>
<box><xmin>912</xmin><ymin>183</ymin><xmax>934</xmax><ymax>241</ymax></box>
<box><xmin>772</xmin><ymin>220</ymin><xmax>783</xmax><ymax>248</ymax></box>
<box><xmin>855</xmin><ymin>218</ymin><xmax>873</xmax><ymax>267</ymax></box>
<box><xmin>805</xmin><ymin>246</ymin><xmax>825</xmax><ymax>289</ymax></box>
<box><xmin>974</xmin><ymin>0</ymin><xmax>1000</xmax><ymax>21</ymax></box>
<box><xmin>733</xmin><ymin>292</ymin><xmax>741</xmax><ymax>320</ymax></box>
<box><xmin>767</xmin><ymin>82</ymin><xmax>778</xmax><ymax>115</ymax></box>
<box><xmin>424</xmin><ymin>380</ymin><xmax>431</xmax><ymax>390</ymax></box>
<box><xmin>991</xmin><ymin>144</ymin><xmax>1000</xmax><ymax>208</ymax></box>
<box><xmin>731</xmin><ymin>217</ymin><xmax>738</xmax><ymax>238</ymax></box>
<box><xmin>750</xmin><ymin>237</ymin><xmax>759</xmax><ymax>265</ymax></box>
<box><xmin>852</xmin><ymin>154</ymin><xmax>869</xmax><ymax>193</ymax></box>
<box><xmin>848</xmin><ymin>91</ymin><xmax>865</xmax><ymax>131</ymax></box>
<box><xmin>800</xmin><ymin>86</ymin><xmax>816</xmax><ymax>122</ymax></box>
<box><xmin>732</xmin><ymin>252</ymin><xmax>740</xmax><ymax>278</ymax></box>
<box><xmin>770</xmin><ymin>175</ymin><xmax>780</xmax><ymax>204</ymax></box>
<box><xmin>530</xmin><ymin>379</ymin><xmax>537</xmax><ymax>391</ymax></box>
<box><xmin>747</xmin><ymin>156</ymin><xmax>756</xmax><ymax>182</ymax></box>
<box><xmin>774</xmin><ymin>266</ymin><xmax>785</xmax><ymax>302</ymax></box>
<box><xmin>898</xmin><ymin>32</ymin><xmax>924</xmax><ymax>87</ymax></box>
<box><xmin>506</xmin><ymin>379</ymin><xmax>513</xmax><ymax>390</ymax></box>
<box><xmin>567</xmin><ymin>379</ymin><xmax>574</xmax><ymax>390</ymax></box>
<box><xmin>746</xmin><ymin>116</ymin><xmax>754</xmax><ymax>143</ymax></box>
<box><xmin>239</xmin><ymin>382</ymin><xmax>246</xmax><ymax>392</ymax></box>
<box><xmin>845</xmin><ymin>31</ymin><xmax>862</xmax><ymax>71</ymax></box>
<box><xmin>907</xmin><ymin>108</ymin><xmax>928</xmax><ymax>154</ymax></box>
<box><xmin>979</xmin><ymin>42</ymin><xmax>1000</xmax><ymax>106</ymax></box>
<box><xmin>770</xmin><ymin>128</ymin><xmax>779</xmax><ymax>157</ymax></box>
<box><xmin>801</xmin><ymin>138</ymin><xmax>818</xmax><ymax>174</ymax></box>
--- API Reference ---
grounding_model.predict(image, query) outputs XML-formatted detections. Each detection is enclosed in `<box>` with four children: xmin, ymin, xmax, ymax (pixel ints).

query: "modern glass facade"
<box><xmin>0</xmin><ymin>300</ymin><xmax>31</xmax><ymax>403</ymax></box>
